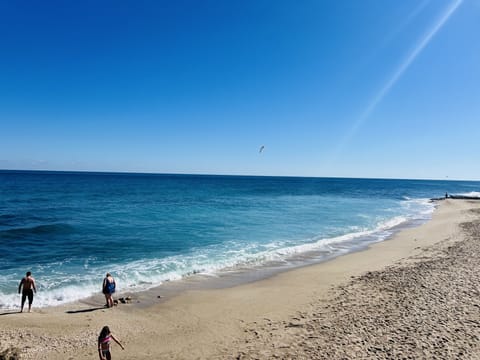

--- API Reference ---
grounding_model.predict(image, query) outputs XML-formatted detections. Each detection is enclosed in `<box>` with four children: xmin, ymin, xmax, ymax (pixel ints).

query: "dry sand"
<box><xmin>1</xmin><ymin>199</ymin><xmax>480</xmax><ymax>359</ymax></box>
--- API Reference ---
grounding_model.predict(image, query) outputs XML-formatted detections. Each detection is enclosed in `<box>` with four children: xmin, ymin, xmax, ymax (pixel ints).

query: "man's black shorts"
<box><xmin>22</xmin><ymin>289</ymin><xmax>34</xmax><ymax>304</ymax></box>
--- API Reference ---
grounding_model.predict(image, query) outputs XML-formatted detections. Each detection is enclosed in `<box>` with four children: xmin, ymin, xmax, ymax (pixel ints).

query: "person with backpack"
<box><xmin>102</xmin><ymin>273</ymin><xmax>116</xmax><ymax>308</ymax></box>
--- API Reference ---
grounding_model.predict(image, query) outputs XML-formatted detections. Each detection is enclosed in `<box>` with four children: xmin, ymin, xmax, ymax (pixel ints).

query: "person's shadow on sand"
<box><xmin>0</xmin><ymin>306</ymin><xmax>106</xmax><ymax>315</ymax></box>
<box><xmin>66</xmin><ymin>306</ymin><xmax>106</xmax><ymax>314</ymax></box>
<box><xmin>0</xmin><ymin>311</ymin><xmax>21</xmax><ymax>316</ymax></box>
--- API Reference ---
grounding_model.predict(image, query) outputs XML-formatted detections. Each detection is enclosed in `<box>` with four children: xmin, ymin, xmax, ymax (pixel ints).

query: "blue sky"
<box><xmin>1</xmin><ymin>0</ymin><xmax>479</xmax><ymax>180</ymax></box>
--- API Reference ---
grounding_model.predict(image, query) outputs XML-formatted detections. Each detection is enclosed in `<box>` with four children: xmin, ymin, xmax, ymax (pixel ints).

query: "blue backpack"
<box><xmin>106</xmin><ymin>280</ymin><xmax>115</xmax><ymax>294</ymax></box>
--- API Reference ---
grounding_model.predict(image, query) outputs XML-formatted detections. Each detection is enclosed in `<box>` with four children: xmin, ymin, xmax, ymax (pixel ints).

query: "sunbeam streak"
<box><xmin>332</xmin><ymin>0</ymin><xmax>463</xmax><ymax>160</ymax></box>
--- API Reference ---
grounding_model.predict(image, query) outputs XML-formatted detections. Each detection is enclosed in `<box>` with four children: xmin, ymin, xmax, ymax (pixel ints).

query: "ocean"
<box><xmin>1</xmin><ymin>170</ymin><xmax>479</xmax><ymax>309</ymax></box>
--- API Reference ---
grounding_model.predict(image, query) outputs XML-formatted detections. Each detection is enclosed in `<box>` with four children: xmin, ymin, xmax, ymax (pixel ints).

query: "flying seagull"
<box><xmin>259</xmin><ymin>145</ymin><xmax>265</xmax><ymax>153</ymax></box>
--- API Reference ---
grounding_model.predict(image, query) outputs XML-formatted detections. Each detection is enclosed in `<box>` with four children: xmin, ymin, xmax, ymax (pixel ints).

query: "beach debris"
<box><xmin>285</xmin><ymin>322</ymin><xmax>304</xmax><ymax>328</ymax></box>
<box><xmin>117</xmin><ymin>297</ymin><xmax>133</xmax><ymax>304</ymax></box>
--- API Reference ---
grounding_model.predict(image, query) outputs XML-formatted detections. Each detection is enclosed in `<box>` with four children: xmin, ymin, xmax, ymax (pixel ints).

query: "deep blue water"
<box><xmin>1</xmin><ymin>170</ymin><xmax>479</xmax><ymax>309</ymax></box>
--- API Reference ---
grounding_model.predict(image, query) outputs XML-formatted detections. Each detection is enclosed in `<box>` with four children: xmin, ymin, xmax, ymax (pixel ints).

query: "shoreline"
<box><xmin>1</xmin><ymin>199</ymin><xmax>479</xmax><ymax>359</ymax></box>
<box><xmin>112</xmin><ymin>205</ymin><xmax>434</xmax><ymax>310</ymax></box>
<box><xmin>0</xmin><ymin>198</ymin><xmax>435</xmax><ymax>312</ymax></box>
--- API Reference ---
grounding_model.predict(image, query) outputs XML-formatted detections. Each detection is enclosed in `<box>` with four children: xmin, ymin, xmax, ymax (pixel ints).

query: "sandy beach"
<box><xmin>2</xmin><ymin>199</ymin><xmax>480</xmax><ymax>359</ymax></box>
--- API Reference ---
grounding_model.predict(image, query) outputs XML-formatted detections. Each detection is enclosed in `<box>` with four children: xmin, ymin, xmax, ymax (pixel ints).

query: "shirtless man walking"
<box><xmin>18</xmin><ymin>271</ymin><xmax>37</xmax><ymax>312</ymax></box>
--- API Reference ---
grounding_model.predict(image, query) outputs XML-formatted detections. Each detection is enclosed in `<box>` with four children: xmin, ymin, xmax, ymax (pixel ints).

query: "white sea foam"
<box><xmin>457</xmin><ymin>191</ymin><xmax>480</xmax><ymax>198</ymax></box>
<box><xmin>0</xmin><ymin>282</ymin><xmax>100</xmax><ymax>310</ymax></box>
<box><xmin>401</xmin><ymin>198</ymin><xmax>435</xmax><ymax>218</ymax></box>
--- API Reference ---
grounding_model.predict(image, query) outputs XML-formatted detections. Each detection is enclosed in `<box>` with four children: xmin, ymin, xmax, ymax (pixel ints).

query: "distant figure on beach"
<box><xmin>18</xmin><ymin>271</ymin><xmax>37</xmax><ymax>313</ymax></box>
<box><xmin>102</xmin><ymin>273</ymin><xmax>116</xmax><ymax>308</ymax></box>
<box><xmin>445</xmin><ymin>192</ymin><xmax>448</xmax><ymax>199</ymax></box>
<box><xmin>98</xmin><ymin>325</ymin><xmax>124</xmax><ymax>360</ymax></box>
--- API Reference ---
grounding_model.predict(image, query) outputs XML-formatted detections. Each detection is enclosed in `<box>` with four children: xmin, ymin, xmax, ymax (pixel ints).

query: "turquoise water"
<box><xmin>1</xmin><ymin>170</ymin><xmax>479</xmax><ymax>309</ymax></box>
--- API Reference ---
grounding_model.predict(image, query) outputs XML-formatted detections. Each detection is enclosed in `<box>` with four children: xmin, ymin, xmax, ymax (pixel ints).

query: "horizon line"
<box><xmin>0</xmin><ymin>168</ymin><xmax>477</xmax><ymax>182</ymax></box>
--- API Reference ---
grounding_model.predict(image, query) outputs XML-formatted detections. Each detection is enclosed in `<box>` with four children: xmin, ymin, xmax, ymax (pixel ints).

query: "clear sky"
<box><xmin>1</xmin><ymin>0</ymin><xmax>479</xmax><ymax>180</ymax></box>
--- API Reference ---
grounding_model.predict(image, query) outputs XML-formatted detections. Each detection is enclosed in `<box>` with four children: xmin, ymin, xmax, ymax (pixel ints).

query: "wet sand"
<box><xmin>1</xmin><ymin>199</ymin><xmax>479</xmax><ymax>359</ymax></box>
